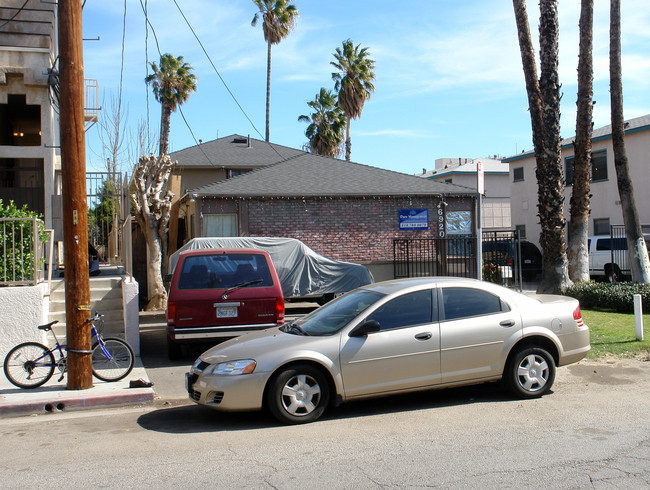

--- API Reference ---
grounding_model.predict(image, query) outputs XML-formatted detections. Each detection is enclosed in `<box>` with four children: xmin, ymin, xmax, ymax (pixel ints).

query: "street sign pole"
<box><xmin>476</xmin><ymin>160</ymin><xmax>484</xmax><ymax>280</ymax></box>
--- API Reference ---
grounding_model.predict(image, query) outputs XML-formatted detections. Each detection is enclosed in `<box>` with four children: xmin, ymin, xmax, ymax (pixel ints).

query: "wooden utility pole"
<box><xmin>58</xmin><ymin>0</ymin><xmax>93</xmax><ymax>389</ymax></box>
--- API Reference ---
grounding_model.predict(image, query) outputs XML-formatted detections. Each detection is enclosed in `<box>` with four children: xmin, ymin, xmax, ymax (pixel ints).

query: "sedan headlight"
<box><xmin>208</xmin><ymin>359</ymin><xmax>256</xmax><ymax>376</ymax></box>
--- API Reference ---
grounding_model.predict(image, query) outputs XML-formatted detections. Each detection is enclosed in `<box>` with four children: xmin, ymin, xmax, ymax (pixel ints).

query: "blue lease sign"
<box><xmin>399</xmin><ymin>209</ymin><xmax>429</xmax><ymax>230</ymax></box>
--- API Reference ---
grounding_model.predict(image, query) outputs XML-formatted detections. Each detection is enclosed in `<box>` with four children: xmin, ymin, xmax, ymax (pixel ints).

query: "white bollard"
<box><xmin>634</xmin><ymin>294</ymin><xmax>644</xmax><ymax>341</ymax></box>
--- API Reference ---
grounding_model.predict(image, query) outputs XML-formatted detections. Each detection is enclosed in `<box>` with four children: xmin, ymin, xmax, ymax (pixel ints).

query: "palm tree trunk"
<box><xmin>159</xmin><ymin>103</ymin><xmax>172</xmax><ymax>156</ymax></box>
<box><xmin>610</xmin><ymin>0</ymin><xmax>650</xmax><ymax>282</ymax></box>
<box><xmin>537</xmin><ymin>0</ymin><xmax>569</xmax><ymax>294</ymax></box>
<box><xmin>568</xmin><ymin>0</ymin><xmax>593</xmax><ymax>283</ymax></box>
<box><xmin>265</xmin><ymin>40</ymin><xmax>272</xmax><ymax>142</ymax></box>
<box><xmin>345</xmin><ymin>119</ymin><xmax>351</xmax><ymax>161</ymax></box>
<box><xmin>512</xmin><ymin>0</ymin><xmax>570</xmax><ymax>293</ymax></box>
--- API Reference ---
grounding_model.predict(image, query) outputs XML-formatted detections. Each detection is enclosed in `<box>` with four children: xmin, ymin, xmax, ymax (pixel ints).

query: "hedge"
<box><xmin>563</xmin><ymin>281</ymin><xmax>650</xmax><ymax>313</ymax></box>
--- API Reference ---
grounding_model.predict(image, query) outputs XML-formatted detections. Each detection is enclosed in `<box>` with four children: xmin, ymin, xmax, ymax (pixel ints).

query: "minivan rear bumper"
<box><xmin>167</xmin><ymin>323</ymin><xmax>278</xmax><ymax>340</ymax></box>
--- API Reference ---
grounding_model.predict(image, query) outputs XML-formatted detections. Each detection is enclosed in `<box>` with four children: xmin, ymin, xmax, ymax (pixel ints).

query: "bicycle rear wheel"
<box><xmin>91</xmin><ymin>338</ymin><xmax>134</xmax><ymax>382</ymax></box>
<box><xmin>4</xmin><ymin>342</ymin><xmax>56</xmax><ymax>389</ymax></box>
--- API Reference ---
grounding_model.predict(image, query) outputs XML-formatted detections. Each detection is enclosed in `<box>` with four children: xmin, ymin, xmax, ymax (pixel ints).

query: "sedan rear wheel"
<box><xmin>505</xmin><ymin>347</ymin><xmax>555</xmax><ymax>398</ymax></box>
<box><xmin>267</xmin><ymin>365</ymin><xmax>330</xmax><ymax>424</ymax></box>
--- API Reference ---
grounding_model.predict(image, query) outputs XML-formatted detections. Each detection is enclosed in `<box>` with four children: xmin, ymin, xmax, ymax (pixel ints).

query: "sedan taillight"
<box><xmin>573</xmin><ymin>305</ymin><xmax>585</xmax><ymax>327</ymax></box>
<box><xmin>276</xmin><ymin>297</ymin><xmax>285</xmax><ymax>324</ymax></box>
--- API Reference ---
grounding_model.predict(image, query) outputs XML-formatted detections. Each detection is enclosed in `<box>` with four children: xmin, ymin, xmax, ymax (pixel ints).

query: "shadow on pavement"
<box><xmin>137</xmin><ymin>382</ymin><xmax>518</xmax><ymax>434</ymax></box>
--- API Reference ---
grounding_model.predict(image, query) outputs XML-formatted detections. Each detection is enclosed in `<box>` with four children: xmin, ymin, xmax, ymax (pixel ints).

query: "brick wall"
<box><xmin>202</xmin><ymin>196</ymin><xmax>475</xmax><ymax>263</ymax></box>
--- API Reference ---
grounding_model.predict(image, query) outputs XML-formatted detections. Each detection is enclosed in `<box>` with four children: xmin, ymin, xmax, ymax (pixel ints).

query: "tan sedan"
<box><xmin>186</xmin><ymin>277</ymin><xmax>590</xmax><ymax>424</ymax></box>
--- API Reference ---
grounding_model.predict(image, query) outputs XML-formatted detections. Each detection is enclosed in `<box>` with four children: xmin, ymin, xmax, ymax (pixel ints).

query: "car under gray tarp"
<box><xmin>169</xmin><ymin>237</ymin><xmax>374</xmax><ymax>300</ymax></box>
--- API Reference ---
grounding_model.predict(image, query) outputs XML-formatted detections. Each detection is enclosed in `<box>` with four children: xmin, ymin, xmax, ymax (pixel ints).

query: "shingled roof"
<box><xmin>187</xmin><ymin>151</ymin><xmax>475</xmax><ymax>198</ymax></box>
<box><xmin>169</xmin><ymin>134</ymin><xmax>304</xmax><ymax>169</ymax></box>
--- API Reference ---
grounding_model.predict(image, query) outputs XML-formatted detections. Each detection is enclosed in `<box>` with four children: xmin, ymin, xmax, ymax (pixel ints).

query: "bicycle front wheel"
<box><xmin>91</xmin><ymin>338</ymin><xmax>134</xmax><ymax>382</ymax></box>
<box><xmin>4</xmin><ymin>342</ymin><xmax>56</xmax><ymax>389</ymax></box>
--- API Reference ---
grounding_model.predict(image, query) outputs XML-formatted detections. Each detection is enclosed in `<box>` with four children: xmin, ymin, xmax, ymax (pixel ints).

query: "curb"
<box><xmin>0</xmin><ymin>389</ymin><xmax>155</xmax><ymax>418</ymax></box>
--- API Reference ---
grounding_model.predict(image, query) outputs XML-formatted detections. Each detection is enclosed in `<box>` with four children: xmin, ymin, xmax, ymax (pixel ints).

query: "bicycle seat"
<box><xmin>37</xmin><ymin>320</ymin><xmax>59</xmax><ymax>331</ymax></box>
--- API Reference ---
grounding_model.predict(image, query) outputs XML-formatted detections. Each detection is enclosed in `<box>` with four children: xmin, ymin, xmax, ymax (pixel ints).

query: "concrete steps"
<box><xmin>48</xmin><ymin>275</ymin><xmax>125</xmax><ymax>341</ymax></box>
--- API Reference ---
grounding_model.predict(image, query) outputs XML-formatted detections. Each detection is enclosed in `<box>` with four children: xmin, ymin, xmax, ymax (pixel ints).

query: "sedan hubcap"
<box><xmin>281</xmin><ymin>374</ymin><xmax>321</xmax><ymax>416</ymax></box>
<box><xmin>517</xmin><ymin>354</ymin><xmax>549</xmax><ymax>392</ymax></box>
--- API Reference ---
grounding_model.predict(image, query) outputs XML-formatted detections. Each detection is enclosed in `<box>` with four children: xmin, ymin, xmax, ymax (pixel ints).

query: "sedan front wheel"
<box><xmin>505</xmin><ymin>347</ymin><xmax>556</xmax><ymax>398</ymax></box>
<box><xmin>267</xmin><ymin>365</ymin><xmax>330</xmax><ymax>424</ymax></box>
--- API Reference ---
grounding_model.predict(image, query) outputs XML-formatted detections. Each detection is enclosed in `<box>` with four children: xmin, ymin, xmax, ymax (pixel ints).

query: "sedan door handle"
<box><xmin>415</xmin><ymin>332</ymin><xmax>432</xmax><ymax>341</ymax></box>
<box><xmin>500</xmin><ymin>319</ymin><xmax>516</xmax><ymax>327</ymax></box>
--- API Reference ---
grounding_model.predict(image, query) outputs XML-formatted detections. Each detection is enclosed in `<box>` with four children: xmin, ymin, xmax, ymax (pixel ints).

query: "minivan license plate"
<box><xmin>217</xmin><ymin>306</ymin><xmax>238</xmax><ymax>318</ymax></box>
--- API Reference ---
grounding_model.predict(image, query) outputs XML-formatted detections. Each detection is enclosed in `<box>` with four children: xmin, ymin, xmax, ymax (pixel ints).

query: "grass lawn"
<box><xmin>582</xmin><ymin>309</ymin><xmax>650</xmax><ymax>358</ymax></box>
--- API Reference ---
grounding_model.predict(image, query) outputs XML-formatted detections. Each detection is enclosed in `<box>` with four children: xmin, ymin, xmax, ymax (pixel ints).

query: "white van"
<box><xmin>588</xmin><ymin>234</ymin><xmax>650</xmax><ymax>281</ymax></box>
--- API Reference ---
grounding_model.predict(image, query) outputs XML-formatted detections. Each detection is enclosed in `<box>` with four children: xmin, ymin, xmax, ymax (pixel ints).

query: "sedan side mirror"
<box><xmin>349</xmin><ymin>319</ymin><xmax>381</xmax><ymax>337</ymax></box>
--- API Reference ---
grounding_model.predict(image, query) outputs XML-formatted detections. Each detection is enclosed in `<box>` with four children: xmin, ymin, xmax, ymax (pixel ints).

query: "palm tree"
<box><xmin>568</xmin><ymin>0</ymin><xmax>594</xmax><ymax>282</ymax></box>
<box><xmin>145</xmin><ymin>53</ymin><xmax>197</xmax><ymax>156</ymax></box>
<box><xmin>609</xmin><ymin>0</ymin><xmax>650</xmax><ymax>282</ymax></box>
<box><xmin>512</xmin><ymin>0</ymin><xmax>569</xmax><ymax>293</ymax></box>
<box><xmin>251</xmin><ymin>0</ymin><xmax>299</xmax><ymax>142</ymax></box>
<box><xmin>331</xmin><ymin>39</ymin><xmax>376</xmax><ymax>161</ymax></box>
<box><xmin>298</xmin><ymin>88</ymin><xmax>347</xmax><ymax>158</ymax></box>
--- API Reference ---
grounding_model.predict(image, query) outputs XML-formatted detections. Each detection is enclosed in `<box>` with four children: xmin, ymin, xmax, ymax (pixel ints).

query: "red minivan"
<box><xmin>166</xmin><ymin>248</ymin><xmax>285</xmax><ymax>359</ymax></box>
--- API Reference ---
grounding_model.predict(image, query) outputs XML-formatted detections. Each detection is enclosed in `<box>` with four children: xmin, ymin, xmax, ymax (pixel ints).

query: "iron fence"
<box><xmin>87</xmin><ymin>172</ymin><xmax>128</xmax><ymax>266</ymax></box>
<box><xmin>393</xmin><ymin>231</ymin><xmax>523</xmax><ymax>288</ymax></box>
<box><xmin>394</xmin><ymin>237</ymin><xmax>478</xmax><ymax>280</ymax></box>
<box><xmin>0</xmin><ymin>217</ymin><xmax>54</xmax><ymax>286</ymax></box>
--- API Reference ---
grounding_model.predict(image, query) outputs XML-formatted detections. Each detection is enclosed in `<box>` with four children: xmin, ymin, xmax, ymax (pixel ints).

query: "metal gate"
<box><xmin>394</xmin><ymin>231</ymin><xmax>523</xmax><ymax>288</ymax></box>
<box><xmin>86</xmin><ymin>172</ymin><xmax>130</xmax><ymax>267</ymax></box>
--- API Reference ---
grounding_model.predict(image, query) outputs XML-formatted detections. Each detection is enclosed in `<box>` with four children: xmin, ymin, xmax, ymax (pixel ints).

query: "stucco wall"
<box><xmin>0</xmin><ymin>284</ymin><xmax>49</xmax><ymax>361</ymax></box>
<box><xmin>509</xmin><ymin>129</ymin><xmax>650</xmax><ymax>249</ymax></box>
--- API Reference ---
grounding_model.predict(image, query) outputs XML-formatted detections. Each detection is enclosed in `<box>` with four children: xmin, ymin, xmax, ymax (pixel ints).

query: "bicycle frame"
<box><xmin>32</xmin><ymin>315</ymin><xmax>113</xmax><ymax>381</ymax></box>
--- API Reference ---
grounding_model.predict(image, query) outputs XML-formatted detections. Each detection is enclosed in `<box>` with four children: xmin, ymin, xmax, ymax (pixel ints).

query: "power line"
<box><xmin>170</xmin><ymin>0</ymin><xmax>268</xmax><ymax>144</ymax></box>
<box><xmin>0</xmin><ymin>0</ymin><xmax>29</xmax><ymax>30</ymax></box>
<box><xmin>139</xmin><ymin>0</ymin><xmax>289</xmax><ymax>164</ymax></box>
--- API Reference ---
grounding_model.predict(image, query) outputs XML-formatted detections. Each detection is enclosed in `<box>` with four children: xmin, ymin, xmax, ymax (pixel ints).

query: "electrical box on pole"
<box><xmin>58</xmin><ymin>0</ymin><xmax>93</xmax><ymax>390</ymax></box>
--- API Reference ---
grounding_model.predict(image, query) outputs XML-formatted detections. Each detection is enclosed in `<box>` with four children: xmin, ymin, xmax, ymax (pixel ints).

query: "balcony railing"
<box><xmin>0</xmin><ymin>217</ymin><xmax>53</xmax><ymax>287</ymax></box>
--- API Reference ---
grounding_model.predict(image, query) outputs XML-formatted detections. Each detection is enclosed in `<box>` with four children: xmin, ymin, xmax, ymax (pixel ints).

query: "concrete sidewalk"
<box><xmin>0</xmin><ymin>357</ymin><xmax>155</xmax><ymax>417</ymax></box>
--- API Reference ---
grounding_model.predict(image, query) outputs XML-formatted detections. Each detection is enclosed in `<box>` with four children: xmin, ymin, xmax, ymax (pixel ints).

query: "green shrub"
<box><xmin>563</xmin><ymin>281</ymin><xmax>650</xmax><ymax>313</ymax></box>
<box><xmin>483</xmin><ymin>262</ymin><xmax>502</xmax><ymax>284</ymax></box>
<box><xmin>0</xmin><ymin>199</ymin><xmax>47</xmax><ymax>282</ymax></box>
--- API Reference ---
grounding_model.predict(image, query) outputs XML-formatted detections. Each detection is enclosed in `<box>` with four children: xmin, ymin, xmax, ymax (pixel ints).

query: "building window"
<box><xmin>593</xmin><ymin>218</ymin><xmax>610</xmax><ymax>236</ymax></box>
<box><xmin>0</xmin><ymin>158</ymin><xmax>44</xmax><ymax>214</ymax></box>
<box><xmin>0</xmin><ymin>94</ymin><xmax>41</xmax><ymax>146</ymax></box>
<box><xmin>565</xmin><ymin>149</ymin><xmax>608</xmax><ymax>186</ymax></box>
<box><xmin>516</xmin><ymin>224</ymin><xmax>526</xmax><ymax>239</ymax></box>
<box><xmin>203</xmin><ymin>214</ymin><xmax>237</xmax><ymax>237</ymax></box>
<box><xmin>226</xmin><ymin>169</ymin><xmax>248</xmax><ymax>179</ymax></box>
<box><xmin>513</xmin><ymin>167</ymin><xmax>524</xmax><ymax>182</ymax></box>
<box><xmin>592</xmin><ymin>150</ymin><xmax>608</xmax><ymax>182</ymax></box>
<box><xmin>444</xmin><ymin>178</ymin><xmax>452</xmax><ymax>184</ymax></box>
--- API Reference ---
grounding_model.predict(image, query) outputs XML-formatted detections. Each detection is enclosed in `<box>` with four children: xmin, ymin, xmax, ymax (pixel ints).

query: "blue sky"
<box><xmin>81</xmin><ymin>0</ymin><xmax>650</xmax><ymax>175</ymax></box>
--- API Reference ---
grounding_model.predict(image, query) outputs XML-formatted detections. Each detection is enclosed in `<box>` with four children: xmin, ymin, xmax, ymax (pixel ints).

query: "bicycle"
<box><xmin>3</xmin><ymin>312</ymin><xmax>135</xmax><ymax>389</ymax></box>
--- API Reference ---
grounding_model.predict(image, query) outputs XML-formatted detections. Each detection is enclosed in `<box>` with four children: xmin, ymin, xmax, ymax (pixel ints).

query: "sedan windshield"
<box><xmin>293</xmin><ymin>289</ymin><xmax>385</xmax><ymax>336</ymax></box>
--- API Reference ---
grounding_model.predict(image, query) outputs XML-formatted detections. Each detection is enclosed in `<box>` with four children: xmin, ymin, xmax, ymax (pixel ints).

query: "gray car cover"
<box><xmin>169</xmin><ymin>237</ymin><xmax>374</xmax><ymax>299</ymax></box>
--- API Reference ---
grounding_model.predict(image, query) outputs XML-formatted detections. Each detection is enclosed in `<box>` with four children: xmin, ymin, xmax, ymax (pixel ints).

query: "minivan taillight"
<box><xmin>167</xmin><ymin>301</ymin><xmax>176</xmax><ymax>325</ymax></box>
<box><xmin>276</xmin><ymin>297</ymin><xmax>285</xmax><ymax>324</ymax></box>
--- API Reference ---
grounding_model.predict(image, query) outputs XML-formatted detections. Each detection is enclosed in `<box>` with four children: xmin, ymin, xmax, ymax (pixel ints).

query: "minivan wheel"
<box><xmin>267</xmin><ymin>365</ymin><xmax>330</xmax><ymax>424</ymax></box>
<box><xmin>505</xmin><ymin>347</ymin><xmax>555</xmax><ymax>399</ymax></box>
<box><xmin>167</xmin><ymin>336</ymin><xmax>182</xmax><ymax>360</ymax></box>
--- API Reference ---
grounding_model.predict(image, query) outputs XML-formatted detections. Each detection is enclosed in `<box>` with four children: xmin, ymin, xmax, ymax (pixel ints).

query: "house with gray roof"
<box><xmin>503</xmin><ymin>114</ymin><xmax>650</xmax><ymax>250</ymax></box>
<box><xmin>170</xmin><ymin>137</ymin><xmax>477</xmax><ymax>281</ymax></box>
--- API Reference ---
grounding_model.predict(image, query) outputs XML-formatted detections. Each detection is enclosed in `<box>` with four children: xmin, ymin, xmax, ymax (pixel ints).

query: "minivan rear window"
<box><xmin>178</xmin><ymin>253</ymin><xmax>274</xmax><ymax>290</ymax></box>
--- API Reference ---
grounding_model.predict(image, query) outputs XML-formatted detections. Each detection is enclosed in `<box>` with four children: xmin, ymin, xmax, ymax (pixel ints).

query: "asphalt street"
<box><xmin>0</xmin><ymin>302</ymin><xmax>648</xmax><ymax>488</ymax></box>
<box><xmin>0</xmin><ymin>356</ymin><xmax>648</xmax><ymax>488</ymax></box>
